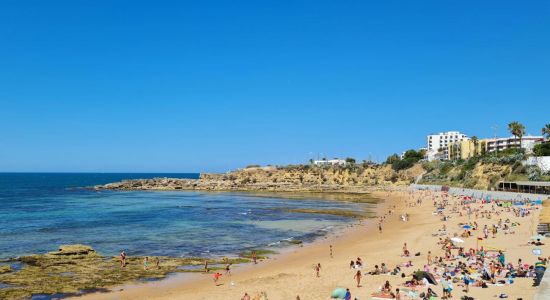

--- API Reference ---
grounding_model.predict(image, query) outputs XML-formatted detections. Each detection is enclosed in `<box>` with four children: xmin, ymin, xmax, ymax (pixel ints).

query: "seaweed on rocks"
<box><xmin>0</xmin><ymin>245</ymin><xmax>250</xmax><ymax>300</ymax></box>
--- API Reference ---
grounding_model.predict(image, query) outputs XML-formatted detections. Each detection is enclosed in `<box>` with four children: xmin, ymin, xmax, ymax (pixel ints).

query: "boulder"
<box><xmin>49</xmin><ymin>244</ymin><xmax>96</xmax><ymax>256</ymax></box>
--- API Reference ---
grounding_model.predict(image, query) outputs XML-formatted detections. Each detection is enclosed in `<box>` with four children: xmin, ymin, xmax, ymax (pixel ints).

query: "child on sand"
<box><xmin>315</xmin><ymin>263</ymin><xmax>321</xmax><ymax>277</ymax></box>
<box><xmin>403</xmin><ymin>243</ymin><xmax>410</xmax><ymax>257</ymax></box>
<box><xmin>354</xmin><ymin>270</ymin><xmax>362</xmax><ymax>287</ymax></box>
<box><xmin>225</xmin><ymin>263</ymin><xmax>232</xmax><ymax>276</ymax></box>
<box><xmin>213</xmin><ymin>272</ymin><xmax>222</xmax><ymax>284</ymax></box>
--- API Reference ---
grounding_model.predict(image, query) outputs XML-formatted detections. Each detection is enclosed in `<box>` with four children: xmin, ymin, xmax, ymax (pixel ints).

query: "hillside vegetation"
<box><xmin>418</xmin><ymin>149</ymin><xmax>550</xmax><ymax>189</ymax></box>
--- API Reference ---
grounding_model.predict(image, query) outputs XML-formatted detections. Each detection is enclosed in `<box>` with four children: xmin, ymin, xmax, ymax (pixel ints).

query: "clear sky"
<box><xmin>1</xmin><ymin>1</ymin><xmax>549</xmax><ymax>172</ymax></box>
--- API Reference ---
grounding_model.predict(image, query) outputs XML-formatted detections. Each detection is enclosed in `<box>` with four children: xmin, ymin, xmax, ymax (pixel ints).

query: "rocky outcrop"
<box><xmin>49</xmin><ymin>244</ymin><xmax>96</xmax><ymax>256</ymax></box>
<box><xmin>0</xmin><ymin>245</ymin><xmax>252</xmax><ymax>300</ymax></box>
<box><xmin>94</xmin><ymin>164</ymin><xmax>424</xmax><ymax>192</ymax></box>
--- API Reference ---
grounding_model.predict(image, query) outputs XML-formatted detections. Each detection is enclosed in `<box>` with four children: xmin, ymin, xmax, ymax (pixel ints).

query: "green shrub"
<box><xmin>440</xmin><ymin>163</ymin><xmax>454</xmax><ymax>175</ymax></box>
<box><xmin>392</xmin><ymin>158</ymin><xmax>415</xmax><ymax>171</ymax></box>
<box><xmin>533</xmin><ymin>143</ymin><xmax>550</xmax><ymax>156</ymax></box>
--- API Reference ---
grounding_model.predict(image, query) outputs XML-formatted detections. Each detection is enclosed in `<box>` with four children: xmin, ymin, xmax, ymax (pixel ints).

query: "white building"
<box><xmin>313</xmin><ymin>159</ymin><xmax>347</xmax><ymax>167</ymax></box>
<box><xmin>483</xmin><ymin>136</ymin><xmax>543</xmax><ymax>154</ymax></box>
<box><xmin>426</xmin><ymin>131</ymin><xmax>468</xmax><ymax>161</ymax></box>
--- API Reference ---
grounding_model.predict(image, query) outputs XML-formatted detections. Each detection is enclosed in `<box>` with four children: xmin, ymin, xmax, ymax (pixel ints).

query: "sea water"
<box><xmin>0</xmin><ymin>173</ymin><xmax>373</xmax><ymax>259</ymax></box>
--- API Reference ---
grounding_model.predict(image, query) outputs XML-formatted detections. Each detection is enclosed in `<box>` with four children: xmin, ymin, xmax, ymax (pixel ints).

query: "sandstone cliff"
<box><xmin>95</xmin><ymin>164</ymin><xmax>425</xmax><ymax>192</ymax></box>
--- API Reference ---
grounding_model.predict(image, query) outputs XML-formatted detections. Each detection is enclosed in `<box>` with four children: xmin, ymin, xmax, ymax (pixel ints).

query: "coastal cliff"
<box><xmin>95</xmin><ymin>154</ymin><xmax>549</xmax><ymax>192</ymax></box>
<box><xmin>95</xmin><ymin>164</ymin><xmax>425</xmax><ymax>192</ymax></box>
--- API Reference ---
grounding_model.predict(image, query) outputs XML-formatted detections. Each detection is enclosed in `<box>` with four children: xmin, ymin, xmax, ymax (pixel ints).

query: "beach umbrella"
<box><xmin>424</xmin><ymin>272</ymin><xmax>437</xmax><ymax>285</ymax></box>
<box><xmin>462</xmin><ymin>225</ymin><xmax>472</xmax><ymax>229</ymax></box>
<box><xmin>414</xmin><ymin>271</ymin><xmax>437</xmax><ymax>285</ymax></box>
<box><xmin>451</xmin><ymin>237</ymin><xmax>465</xmax><ymax>243</ymax></box>
<box><xmin>331</xmin><ymin>287</ymin><xmax>346</xmax><ymax>299</ymax></box>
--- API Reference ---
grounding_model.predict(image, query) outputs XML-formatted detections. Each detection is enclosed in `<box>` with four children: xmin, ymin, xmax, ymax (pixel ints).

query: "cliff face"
<box><xmin>202</xmin><ymin>164</ymin><xmax>423</xmax><ymax>186</ymax></box>
<box><xmin>419</xmin><ymin>161</ymin><xmax>513</xmax><ymax>190</ymax></box>
<box><xmin>96</xmin><ymin>164</ymin><xmax>424</xmax><ymax>192</ymax></box>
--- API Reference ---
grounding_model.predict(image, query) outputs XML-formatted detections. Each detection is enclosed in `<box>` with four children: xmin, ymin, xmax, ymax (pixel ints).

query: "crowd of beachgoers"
<box><xmin>234</xmin><ymin>189</ymin><xmax>548</xmax><ymax>300</ymax></box>
<box><xmin>78</xmin><ymin>188</ymin><xmax>549</xmax><ymax>300</ymax></box>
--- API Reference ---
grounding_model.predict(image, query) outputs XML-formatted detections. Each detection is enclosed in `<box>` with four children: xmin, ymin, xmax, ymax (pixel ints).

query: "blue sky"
<box><xmin>1</xmin><ymin>1</ymin><xmax>549</xmax><ymax>172</ymax></box>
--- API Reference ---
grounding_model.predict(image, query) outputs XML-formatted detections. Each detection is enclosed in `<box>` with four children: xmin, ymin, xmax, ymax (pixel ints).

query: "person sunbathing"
<box><xmin>401</xmin><ymin>261</ymin><xmax>413</xmax><ymax>268</ymax></box>
<box><xmin>368</xmin><ymin>265</ymin><xmax>381</xmax><ymax>275</ymax></box>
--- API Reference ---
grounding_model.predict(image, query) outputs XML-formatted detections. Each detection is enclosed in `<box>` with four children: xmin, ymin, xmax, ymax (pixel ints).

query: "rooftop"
<box><xmin>499</xmin><ymin>181</ymin><xmax>550</xmax><ymax>187</ymax></box>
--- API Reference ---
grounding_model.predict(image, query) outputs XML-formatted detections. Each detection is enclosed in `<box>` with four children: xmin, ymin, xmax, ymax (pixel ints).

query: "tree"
<box><xmin>542</xmin><ymin>124</ymin><xmax>550</xmax><ymax>141</ymax></box>
<box><xmin>508</xmin><ymin>121</ymin><xmax>526</xmax><ymax>148</ymax></box>
<box><xmin>470</xmin><ymin>136</ymin><xmax>479</xmax><ymax>157</ymax></box>
<box><xmin>480</xmin><ymin>141</ymin><xmax>487</xmax><ymax>155</ymax></box>
<box><xmin>402</xmin><ymin>149</ymin><xmax>423</xmax><ymax>161</ymax></box>
<box><xmin>533</xmin><ymin>143</ymin><xmax>550</xmax><ymax>156</ymax></box>
<box><xmin>345</xmin><ymin>157</ymin><xmax>356</xmax><ymax>165</ymax></box>
<box><xmin>385</xmin><ymin>154</ymin><xmax>400</xmax><ymax>164</ymax></box>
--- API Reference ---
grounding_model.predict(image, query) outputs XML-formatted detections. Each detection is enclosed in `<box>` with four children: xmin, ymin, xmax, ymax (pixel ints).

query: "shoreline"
<box><xmin>74</xmin><ymin>189</ymin><xmax>400</xmax><ymax>300</ymax></box>
<box><xmin>77</xmin><ymin>187</ymin><xmax>548</xmax><ymax>300</ymax></box>
<box><xmin>0</xmin><ymin>188</ymin><xmax>386</xmax><ymax>300</ymax></box>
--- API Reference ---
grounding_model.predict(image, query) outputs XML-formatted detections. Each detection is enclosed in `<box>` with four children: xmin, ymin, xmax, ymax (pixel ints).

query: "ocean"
<box><xmin>0</xmin><ymin>173</ymin><xmax>373</xmax><ymax>260</ymax></box>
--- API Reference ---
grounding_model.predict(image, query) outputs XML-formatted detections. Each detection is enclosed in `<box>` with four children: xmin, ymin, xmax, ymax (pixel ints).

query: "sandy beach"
<box><xmin>75</xmin><ymin>188</ymin><xmax>549</xmax><ymax>300</ymax></box>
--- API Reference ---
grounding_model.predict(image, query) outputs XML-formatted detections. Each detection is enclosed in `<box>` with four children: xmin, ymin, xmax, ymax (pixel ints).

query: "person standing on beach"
<box><xmin>213</xmin><ymin>272</ymin><xmax>222</xmax><ymax>284</ymax></box>
<box><xmin>330</xmin><ymin>245</ymin><xmax>333</xmax><ymax>258</ymax></box>
<box><xmin>533</xmin><ymin>257</ymin><xmax>547</xmax><ymax>286</ymax></box>
<box><xmin>315</xmin><ymin>263</ymin><xmax>321</xmax><ymax>277</ymax></box>
<box><xmin>225</xmin><ymin>263</ymin><xmax>232</xmax><ymax>276</ymax></box>
<box><xmin>378</xmin><ymin>222</ymin><xmax>382</xmax><ymax>233</ymax></box>
<box><xmin>252</xmin><ymin>251</ymin><xmax>257</xmax><ymax>264</ymax></box>
<box><xmin>204</xmin><ymin>259</ymin><xmax>208</xmax><ymax>273</ymax></box>
<box><xmin>354</xmin><ymin>270</ymin><xmax>362</xmax><ymax>287</ymax></box>
<box><xmin>143</xmin><ymin>257</ymin><xmax>149</xmax><ymax>270</ymax></box>
<box><xmin>344</xmin><ymin>288</ymin><xmax>351</xmax><ymax>300</ymax></box>
<box><xmin>119</xmin><ymin>251</ymin><xmax>126</xmax><ymax>267</ymax></box>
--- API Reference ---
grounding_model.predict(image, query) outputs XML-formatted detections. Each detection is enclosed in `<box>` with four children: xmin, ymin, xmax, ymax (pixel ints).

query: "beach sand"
<box><xmin>77</xmin><ymin>189</ymin><xmax>548</xmax><ymax>300</ymax></box>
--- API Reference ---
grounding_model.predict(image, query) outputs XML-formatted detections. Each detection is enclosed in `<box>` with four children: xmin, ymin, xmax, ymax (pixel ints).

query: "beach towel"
<box><xmin>370</xmin><ymin>292</ymin><xmax>394</xmax><ymax>299</ymax></box>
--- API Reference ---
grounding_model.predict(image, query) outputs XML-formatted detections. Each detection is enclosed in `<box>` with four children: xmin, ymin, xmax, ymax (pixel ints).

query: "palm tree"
<box><xmin>508</xmin><ymin>121</ymin><xmax>526</xmax><ymax>149</ymax></box>
<box><xmin>542</xmin><ymin>124</ymin><xmax>550</xmax><ymax>141</ymax></box>
<box><xmin>471</xmin><ymin>136</ymin><xmax>479</xmax><ymax>157</ymax></box>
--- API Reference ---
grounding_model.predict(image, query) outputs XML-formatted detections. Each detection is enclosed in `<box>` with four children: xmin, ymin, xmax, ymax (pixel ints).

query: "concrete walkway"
<box><xmin>411</xmin><ymin>184</ymin><xmax>549</xmax><ymax>201</ymax></box>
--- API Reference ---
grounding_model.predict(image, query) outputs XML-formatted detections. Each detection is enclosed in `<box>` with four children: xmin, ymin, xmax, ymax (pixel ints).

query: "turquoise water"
<box><xmin>0</xmin><ymin>173</ymin><xmax>370</xmax><ymax>259</ymax></box>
